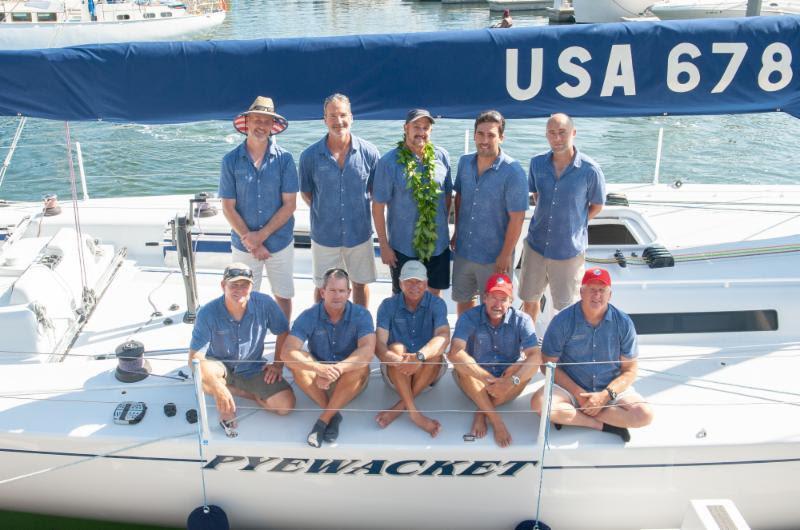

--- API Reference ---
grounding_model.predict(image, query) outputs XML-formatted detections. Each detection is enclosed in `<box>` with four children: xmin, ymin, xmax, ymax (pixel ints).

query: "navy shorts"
<box><xmin>390</xmin><ymin>247</ymin><xmax>451</xmax><ymax>293</ymax></box>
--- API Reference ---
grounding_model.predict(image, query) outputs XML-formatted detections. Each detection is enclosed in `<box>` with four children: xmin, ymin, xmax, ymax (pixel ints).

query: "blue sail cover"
<box><xmin>0</xmin><ymin>16</ymin><xmax>798</xmax><ymax>123</ymax></box>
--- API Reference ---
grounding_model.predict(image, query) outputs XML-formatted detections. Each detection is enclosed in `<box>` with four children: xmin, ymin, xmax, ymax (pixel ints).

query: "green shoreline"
<box><xmin>0</xmin><ymin>510</ymin><xmax>178</xmax><ymax>529</ymax></box>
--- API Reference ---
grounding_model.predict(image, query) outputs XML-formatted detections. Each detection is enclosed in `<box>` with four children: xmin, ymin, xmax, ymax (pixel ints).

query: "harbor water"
<box><xmin>1</xmin><ymin>0</ymin><xmax>799</xmax><ymax>203</ymax></box>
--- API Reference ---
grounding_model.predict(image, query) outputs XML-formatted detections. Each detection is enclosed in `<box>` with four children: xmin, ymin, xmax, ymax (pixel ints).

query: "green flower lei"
<box><xmin>396</xmin><ymin>140</ymin><xmax>441</xmax><ymax>262</ymax></box>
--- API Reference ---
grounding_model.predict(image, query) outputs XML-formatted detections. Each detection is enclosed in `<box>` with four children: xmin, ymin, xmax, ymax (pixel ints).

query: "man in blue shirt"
<box><xmin>372</xmin><ymin>109</ymin><xmax>452</xmax><ymax>296</ymax></box>
<box><xmin>283</xmin><ymin>269</ymin><xmax>376</xmax><ymax>448</ymax></box>
<box><xmin>519</xmin><ymin>113</ymin><xmax>606</xmax><ymax>323</ymax></box>
<box><xmin>189</xmin><ymin>263</ymin><xmax>295</xmax><ymax>427</ymax></box>
<box><xmin>531</xmin><ymin>267</ymin><xmax>653</xmax><ymax>443</ymax></box>
<box><xmin>219</xmin><ymin>96</ymin><xmax>299</xmax><ymax>321</ymax></box>
<box><xmin>375</xmin><ymin>260</ymin><xmax>450</xmax><ymax>437</ymax></box>
<box><xmin>448</xmin><ymin>273</ymin><xmax>541</xmax><ymax>448</ymax></box>
<box><xmin>299</xmin><ymin>94</ymin><xmax>380</xmax><ymax>308</ymax></box>
<box><xmin>451</xmin><ymin>110</ymin><xmax>528</xmax><ymax>315</ymax></box>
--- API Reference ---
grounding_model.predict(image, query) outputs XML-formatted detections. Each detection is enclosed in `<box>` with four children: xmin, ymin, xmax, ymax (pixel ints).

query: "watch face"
<box><xmin>416</xmin><ymin>352</ymin><xmax>425</xmax><ymax>362</ymax></box>
<box><xmin>512</xmin><ymin>376</ymin><xmax>521</xmax><ymax>386</ymax></box>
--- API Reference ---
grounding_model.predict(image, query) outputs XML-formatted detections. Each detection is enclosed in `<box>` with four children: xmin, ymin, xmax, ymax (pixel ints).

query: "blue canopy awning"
<box><xmin>0</xmin><ymin>16</ymin><xmax>798</xmax><ymax>123</ymax></box>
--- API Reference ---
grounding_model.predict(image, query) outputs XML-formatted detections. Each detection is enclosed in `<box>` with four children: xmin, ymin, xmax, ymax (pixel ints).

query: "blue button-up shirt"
<box><xmin>453</xmin><ymin>305</ymin><xmax>538</xmax><ymax>377</ymax></box>
<box><xmin>290</xmin><ymin>301</ymin><xmax>375</xmax><ymax>363</ymax></box>
<box><xmin>218</xmin><ymin>140</ymin><xmax>299</xmax><ymax>254</ymax></box>
<box><xmin>372</xmin><ymin>146</ymin><xmax>452</xmax><ymax>258</ymax></box>
<box><xmin>526</xmin><ymin>147</ymin><xmax>606</xmax><ymax>260</ymax></box>
<box><xmin>190</xmin><ymin>292</ymin><xmax>289</xmax><ymax>377</ymax></box>
<box><xmin>453</xmin><ymin>150</ymin><xmax>528</xmax><ymax>265</ymax></box>
<box><xmin>376</xmin><ymin>291</ymin><xmax>448</xmax><ymax>352</ymax></box>
<box><xmin>299</xmin><ymin>134</ymin><xmax>380</xmax><ymax>248</ymax></box>
<box><xmin>542</xmin><ymin>302</ymin><xmax>638</xmax><ymax>392</ymax></box>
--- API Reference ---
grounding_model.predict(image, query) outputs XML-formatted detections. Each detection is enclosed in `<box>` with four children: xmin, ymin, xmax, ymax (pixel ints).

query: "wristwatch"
<box><xmin>511</xmin><ymin>375</ymin><xmax>521</xmax><ymax>386</ymax></box>
<box><xmin>606</xmin><ymin>387</ymin><xmax>618</xmax><ymax>400</ymax></box>
<box><xmin>415</xmin><ymin>352</ymin><xmax>426</xmax><ymax>362</ymax></box>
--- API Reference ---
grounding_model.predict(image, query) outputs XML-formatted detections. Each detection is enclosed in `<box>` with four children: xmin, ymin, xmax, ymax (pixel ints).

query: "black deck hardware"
<box><xmin>605</xmin><ymin>193</ymin><xmax>629</xmax><ymax>206</ymax></box>
<box><xmin>642</xmin><ymin>244</ymin><xmax>675</xmax><ymax>268</ymax></box>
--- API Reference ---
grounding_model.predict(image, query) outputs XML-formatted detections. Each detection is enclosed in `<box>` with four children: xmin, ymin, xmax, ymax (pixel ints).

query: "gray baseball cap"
<box><xmin>405</xmin><ymin>108</ymin><xmax>435</xmax><ymax>125</ymax></box>
<box><xmin>399</xmin><ymin>260</ymin><xmax>428</xmax><ymax>281</ymax></box>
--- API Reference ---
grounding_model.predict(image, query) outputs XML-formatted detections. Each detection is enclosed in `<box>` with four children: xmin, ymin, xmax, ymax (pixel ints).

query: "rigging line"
<box><xmin>2</xmin><ymin>392</ymin><xmax>799</xmax><ymax>411</ymax></box>
<box><xmin>0</xmin><ymin>431</ymin><xmax>196</xmax><ymax>487</ymax></box>
<box><xmin>0</xmin><ymin>116</ymin><xmax>26</xmax><ymax>190</ymax></box>
<box><xmin>533</xmin><ymin>366</ymin><xmax>554</xmax><ymax>530</ymax></box>
<box><xmin>64</xmin><ymin>122</ymin><xmax>89</xmax><ymax>292</ymax></box>
<box><xmin>640</xmin><ymin>367</ymin><xmax>800</xmax><ymax>398</ymax></box>
<box><xmin>625</xmin><ymin>201</ymin><xmax>800</xmax><ymax>215</ymax></box>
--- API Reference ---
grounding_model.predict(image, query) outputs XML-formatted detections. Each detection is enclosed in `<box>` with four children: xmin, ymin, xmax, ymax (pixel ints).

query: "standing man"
<box><xmin>531</xmin><ymin>268</ymin><xmax>653</xmax><ymax>442</ymax></box>
<box><xmin>374</xmin><ymin>260</ymin><xmax>450</xmax><ymax>437</ymax></box>
<box><xmin>519</xmin><ymin>113</ymin><xmax>606</xmax><ymax>322</ymax></box>
<box><xmin>372</xmin><ymin>109</ymin><xmax>452</xmax><ymax>296</ymax></box>
<box><xmin>448</xmin><ymin>273</ymin><xmax>541</xmax><ymax>448</ymax></box>
<box><xmin>219</xmin><ymin>96</ymin><xmax>298</xmax><ymax>321</ymax></box>
<box><xmin>189</xmin><ymin>263</ymin><xmax>295</xmax><ymax>427</ymax></box>
<box><xmin>299</xmin><ymin>93</ymin><xmax>380</xmax><ymax>307</ymax></box>
<box><xmin>283</xmin><ymin>269</ymin><xmax>375</xmax><ymax>448</ymax></box>
<box><xmin>451</xmin><ymin>110</ymin><xmax>528</xmax><ymax>315</ymax></box>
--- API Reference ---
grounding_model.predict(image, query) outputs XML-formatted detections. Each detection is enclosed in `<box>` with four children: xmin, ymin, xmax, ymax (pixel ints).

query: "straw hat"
<box><xmin>233</xmin><ymin>96</ymin><xmax>288</xmax><ymax>135</ymax></box>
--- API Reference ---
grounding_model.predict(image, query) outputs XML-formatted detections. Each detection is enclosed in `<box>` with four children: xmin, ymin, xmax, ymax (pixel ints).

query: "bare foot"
<box><xmin>470</xmin><ymin>412</ymin><xmax>488</xmax><ymax>438</ymax></box>
<box><xmin>489</xmin><ymin>418</ymin><xmax>512</xmax><ymax>448</ymax></box>
<box><xmin>409</xmin><ymin>411</ymin><xmax>441</xmax><ymax>438</ymax></box>
<box><xmin>375</xmin><ymin>401</ymin><xmax>405</xmax><ymax>428</ymax></box>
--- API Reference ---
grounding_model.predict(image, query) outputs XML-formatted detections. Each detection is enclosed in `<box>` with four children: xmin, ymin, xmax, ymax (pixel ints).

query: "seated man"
<box><xmin>448</xmin><ymin>273</ymin><xmax>541</xmax><ymax>448</ymax></box>
<box><xmin>531</xmin><ymin>267</ymin><xmax>654</xmax><ymax>443</ymax></box>
<box><xmin>375</xmin><ymin>260</ymin><xmax>450</xmax><ymax>437</ymax></box>
<box><xmin>188</xmin><ymin>263</ymin><xmax>295</xmax><ymax>429</ymax></box>
<box><xmin>283</xmin><ymin>268</ymin><xmax>375</xmax><ymax>448</ymax></box>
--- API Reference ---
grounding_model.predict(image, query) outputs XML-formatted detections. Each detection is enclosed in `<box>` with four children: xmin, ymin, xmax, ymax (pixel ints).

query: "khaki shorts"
<box><xmin>518</xmin><ymin>241</ymin><xmax>583</xmax><ymax>311</ymax></box>
<box><xmin>231</xmin><ymin>244</ymin><xmax>294</xmax><ymax>299</ymax></box>
<box><xmin>220</xmin><ymin>362</ymin><xmax>292</xmax><ymax>400</ymax></box>
<box><xmin>451</xmin><ymin>255</ymin><xmax>500</xmax><ymax>303</ymax></box>
<box><xmin>379</xmin><ymin>357</ymin><xmax>447</xmax><ymax>393</ymax></box>
<box><xmin>311</xmin><ymin>239</ymin><xmax>377</xmax><ymax>287</ymax></box>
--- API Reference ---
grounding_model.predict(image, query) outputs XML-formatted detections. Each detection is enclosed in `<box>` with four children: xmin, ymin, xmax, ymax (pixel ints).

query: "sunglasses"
<box><xmin>224</xmin><ymin>268</ymin><xmax>253</xmax><ymax>280</ymax></box>
<box><xmin>323</xmin><ymin>268</ymin><xmax>349</xmax><ymax>279</ymax></box>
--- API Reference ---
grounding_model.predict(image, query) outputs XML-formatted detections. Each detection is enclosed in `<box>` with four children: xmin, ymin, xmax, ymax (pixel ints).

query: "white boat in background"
<box><xmin>487</xmin><ymin>0</ymin><xmax>551</xmax><ymax>12</ymax></box>
<box><xmin>0</xmin><ymin>0</ymin><xmax>225</xmax><ymax>50</ymax></box>
<box><xmin>572</xmin><ymin>0</ymin><xmax>653</xmax><ymax>22</ymax></box>
<box><xmin>650</xmin><ymin>0</ymin><xmax>800</xmax><ymax>19</ymax></box>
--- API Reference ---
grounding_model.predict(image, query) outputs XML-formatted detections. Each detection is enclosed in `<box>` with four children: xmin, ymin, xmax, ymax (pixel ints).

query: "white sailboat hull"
<box><xmin>0</xmin><ymin>11</ymin><xmax>225</xmax><ymax>50</ymax></box>
<box><xmin>650</xmin><ymin>0</ymin><xmax>800</xmax><ymax>20</ymax></box>
<box><xmin>572</xmin><ymin>0</ymin><xmax>654</xmax><ymax>22</ymax></box>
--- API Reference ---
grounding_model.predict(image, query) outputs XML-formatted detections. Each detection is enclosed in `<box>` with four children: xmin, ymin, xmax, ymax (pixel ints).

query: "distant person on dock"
<box><xmin>189</xmin><ymin>263</ymin><xmax>296</xmax><ymax>428</ymax></box>
<box><xmin>283</xmin><ymin>268</ymin><xmax>376</xmax><ymax>448</ymax></box>
<box><xmin>299</xmin><ymin>93</ymin><xmax>380</xmax><ymax>308</ymax></box>
<box><xmin>375</xmin><ymin>260</ymin><xmax>450</xmax><ymax>437</ymax></box>
<box><xmin>491</xmin><ymin>9</ymin><xmax>514</xmax><ymax>28</ymax></box>
<box><xmin>519</xmin><ymin>113</ymin><xmax>606</xmax><ymax>324</ymax></box>
<box><xmin>531</xmin><ymin>267</ymin><xmax>653</xmax><ymax>443</ymax></box>
<box><xmin>451</xmin><ymin>110</ymin><xmax>528</xmax><ymax>316</ymax></box>
<box><xmin>219</xmin><ymin>96</ymin><xmax>298</xmax><ymax>321</ymax></box>
<box><xmin>448</xmin><ymin>273</ymin><xmax>542</xmax><ymax>448</ymax></box>
<box><xmin>372</xmin><ymin>109</ymin><xmax>452</xmax><ymax>296</ymax></box>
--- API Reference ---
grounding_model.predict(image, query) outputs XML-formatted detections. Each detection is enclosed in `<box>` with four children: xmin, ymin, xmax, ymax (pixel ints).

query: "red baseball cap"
<box><xmin>582</xmin><ymin>267</ymin><xmax>611</xmax><ymax>287</ymax></box>
<box><xmin>485</xmin><ymin>273</ymin><xmax>513</xmax><ymax>297</ymax></box>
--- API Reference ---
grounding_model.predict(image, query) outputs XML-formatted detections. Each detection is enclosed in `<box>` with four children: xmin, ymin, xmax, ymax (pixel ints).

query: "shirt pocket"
<box><xmin>391</xmin><ymin>317</ymin><xmax>410</xmax><ymax>345</ymax></box>
<box><xmin>211</xmin><ymin>330</ymin><xmax>232</xmax><ymax>359</ymax></box>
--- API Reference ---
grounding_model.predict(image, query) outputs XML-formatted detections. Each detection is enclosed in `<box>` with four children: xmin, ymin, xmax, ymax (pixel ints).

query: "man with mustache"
<box><xmin>448</xmin><ymin>273</ymin><xmax>541</xmax><ymax>448</ymax></box>
<box><xmin>219</xmin><ymin>96</ymin><xmax>298</xmax><ymax>321</ymax></box>
<box><xmin>299</xmin><ymin>93</ymin><xmax>380</xmax><ymax>307</ymax></box>
<box><xmin>372</xmin><ymin>109</ymin><xmax>452</xmax><ymax>296</ymax></box>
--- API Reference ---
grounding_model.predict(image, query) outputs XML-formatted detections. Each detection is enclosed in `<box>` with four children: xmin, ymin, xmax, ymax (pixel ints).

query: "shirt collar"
<box><xmin>320</xmin><ymin>134</ymin><xmax>359</xmax><ymax>157</ymax></box>
<box><xmin>238</xmin><ymin>138</ymin><xmax>277</xmax><ymax>161</ymax></box>
<box><xmin>320</xmin><ymin>300</ymin><xmax>352</xmax><ymax>324</ymax></box>
<box><xmin>547</xmin><ymin>146</ymin><xmax>582</xmax><ymax>169</ymax></box>
<box><xmin>220</xmin><ymin>294</ymin><xmax>252</xmax><ymax>323</ymax></box>
<box><xmin>576</xmin><ymin>301</ymin><xmax>612</xmax><ymax>327</ymax></box>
